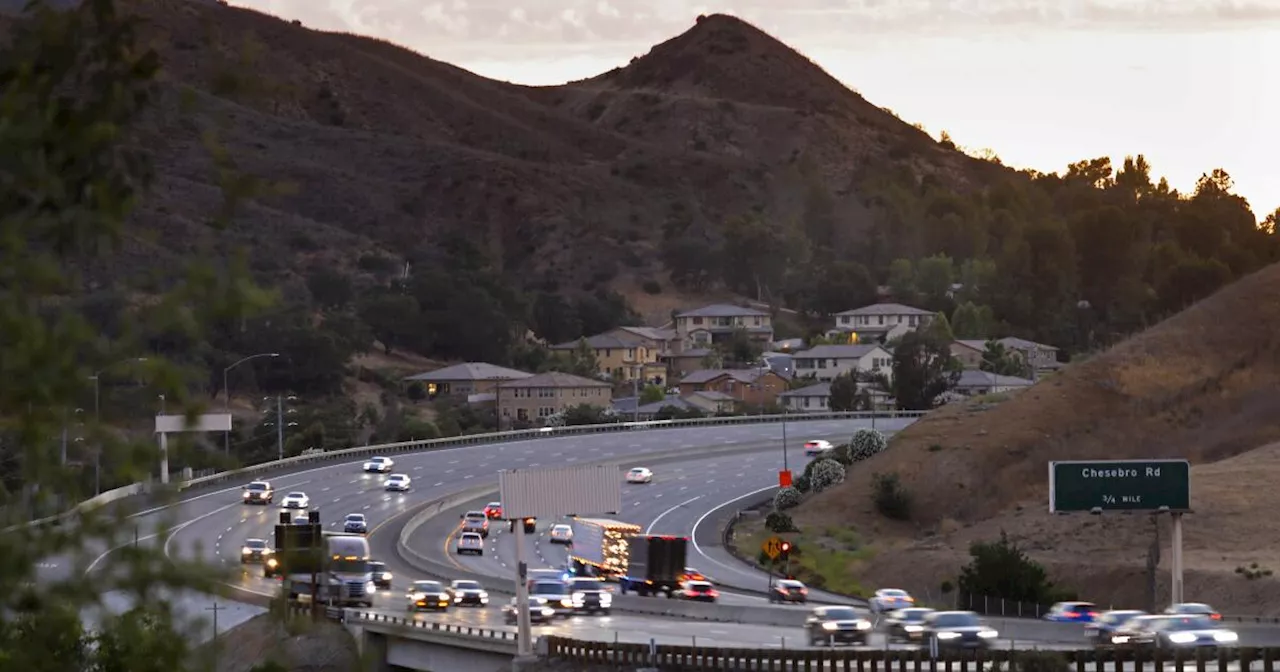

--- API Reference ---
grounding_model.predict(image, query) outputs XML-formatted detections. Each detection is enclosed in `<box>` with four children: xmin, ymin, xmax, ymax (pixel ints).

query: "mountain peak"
<box><xmin>597</xmin><ymin>13</ymin><xmax>876</xmax><ymax>117</ymax></box>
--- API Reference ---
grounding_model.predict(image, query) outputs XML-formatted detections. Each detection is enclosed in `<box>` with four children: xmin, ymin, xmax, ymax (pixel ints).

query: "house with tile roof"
<box><xmin>951</xmin><ymin>338</ymin><xmax>1061</xmax><ymax>373</ymax></box>
<box><xmin>826</xmin><ymin>303</ymin><xmax>934</xmax><ymax>344</ymax></box>
<box><xmin>403</xmin><ymin>362</ymin><xmax>533</xmax><ymax>399</ymax></box>
<box><xmin>549</xmin><ymin>332</ymin><xmax>667</xmax><ymax>384</ymax></box>
<box><xmin>673</xmin><ymin>303</ymin><xmax>773</xmax><ymax>349</ymax></box>
<box><xmin>791</xmin><ymin>344</ymin><xmax>893</xmax><ymax>383</ymax></box>
<box><xmin>495</xmin><ymin>372</ymin><xmax>612</xmax><ymax>428</ymax></box>
<box><xmin>677</xmin><ymin>368</ymin><xmax>787</xmax><ymax>407</ymax></box>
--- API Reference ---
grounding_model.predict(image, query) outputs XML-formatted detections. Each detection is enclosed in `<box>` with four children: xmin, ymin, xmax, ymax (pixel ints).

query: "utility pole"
<box><xmin>206</xmin><ymin>601</ymin><xmax>225</xmax><ymax>670</ymax></box>
<box><xmin>262</xmin><ymin>395</ymin><xmax>298</xmax><ymax>461</ymax></box>
<box><xmin>632</xmin><ymin>374</ymin><xmax>640</xmax><ymax>422</ymax></box>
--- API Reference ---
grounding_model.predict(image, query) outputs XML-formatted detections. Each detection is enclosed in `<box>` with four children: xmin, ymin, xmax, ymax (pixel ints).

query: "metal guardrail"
<box><xmin>348</xmin><ymin>609</ymin><xmax>518</xmax><ymax>641</ymax></box>
<box><xmin>546</xmin><ymin>638</ymin><xmax>1280</xmax><ymax>670</ymax></box>
<box><xmin>8</xmin><ymin>410</ymin><xmax>922</xmax><ymax>533</ymax></box>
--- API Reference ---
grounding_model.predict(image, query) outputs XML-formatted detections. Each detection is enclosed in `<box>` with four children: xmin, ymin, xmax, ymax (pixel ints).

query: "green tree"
<box><xmin>914</xmin><ymin>254</ymin><xmax>955</xmax><ymax>309</ymax></box>
<box><xmin>827</xmin><ymin>372</ymin><xmax>858</xmax><ymax>412</ymax></box>
<box><xmin>357</xmin><ymin>291</ymin><xmax>420</xmax><ymax>355</ymax></box>
<box><xmin>887</xmin><ymin>258</ymin><xmax>916</xmax><ymax>304</ymax></box>
<box><xmin>305</xmin><ymin>267</ymin><xmax>353</xmax><ymax>310</ymax></box>
<box><xmin>950</xmin><ymin>301</ymin><xmax>994</xmax><ymax>339</ymax></box>
<box><xmin>803</xmin><ymin>261</ymin><xmax>875</xmax><ymax>317</ymax></box>
<box><xmin>639</xmin><ymin>384</ymin><xmax>666</xmax><ymax>405</ymax></box>
<box><xmin>531</xmin><ymin>292</ymin><xmax>582</xmax><ymax>344</ymax></box>
<box><xmin>662</xmin><ymin>234</ymin><xmax>719</xmax><ymax>291</ymax></box>
<box><xmin>980</xmin><ymin>340</ymin><xmax>1032</xmax><ymax>378</ymax></box>
<box><xmin>544</xmin><ymin>338</ymin><xmax>601</xmax><ymax>378</ymax></box>
<box><xmin>957</xmin><ymin>532</ymin><xmax>1072</xmax><ymax>604</ymax></box>
<box><xmin>718</xmin><ymin>327</ymin><xmax>762</xmax><ymax>366</ymax></box>
<box><xmin>922</xmin><ymin>311</ymin><xmax>955</xmax><ymax>342</ymax></box>
<box><xmin>887</xmin><ymin>330</ymin><xmax>959</xmax><ymax>410</ymax></box>
<box><xmin>562</xmin><ymin>404</ymin><xmax>612</xmax><ymax>426</ymax></box>
<box><xmin>0</xmin><ymin>1</ymin><xmax>266</xmax><ymax>669</ymax></box>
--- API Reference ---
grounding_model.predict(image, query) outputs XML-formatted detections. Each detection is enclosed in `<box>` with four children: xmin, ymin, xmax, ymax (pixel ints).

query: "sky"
<box><xmin>236</xmin><ymin>0</ymin><xmax>1278</xmax><ymax>220</ymax></box>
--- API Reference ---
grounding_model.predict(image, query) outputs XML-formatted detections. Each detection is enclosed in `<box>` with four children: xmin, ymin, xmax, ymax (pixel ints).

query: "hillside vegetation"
<box><xmin>789</xmin><ymin>261</ymin><xmax>1280</xmax><ymax>611</ymax></box>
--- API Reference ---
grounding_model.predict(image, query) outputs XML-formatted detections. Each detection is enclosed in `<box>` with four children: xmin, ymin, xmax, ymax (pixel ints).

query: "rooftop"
<box><xmin>613</xmin><ymin>325</ymin><xmax>679</xmax><ymax>341</ymax></box>
<box><xmin>680</xmin><ymin>368</ymin><xmax>775</xmax><ymax>385</ymax></box>
<box><xmin>498</xmin><ymin>371</ymin><xmax>611</xmax><ymax>389</ymax></box>
<box><xmin>835</xmin><ymin>303</ymin><xmax>934</xmax><ymax>317</ymax></box>
<box><xmin>404</xmin><ymin>362</ymin><xmax>533</xmax><ymax>382</ymax></box>
<box><xmin>794</xmin><ymin>344</ymin><xmax>886</xmax><ymax>359</ymax></box>
<box><xmin>549</xmin><ymin>333</ymin><xmax>645</xmax><ymax>350</ymax></box>
<box><xmin>676</xmin><ymin>303</ymin><xmax>769</xmax><ymax>318</ymax></box>
<box><xmin>955</xmin><ymin>370</ymin><xmax>1034</xmax><ymax>388</ymax></box>
<box><xmin>779</xmin><ymin>382</ymin><xmax>832</xmax><ymax>398</ymax></box>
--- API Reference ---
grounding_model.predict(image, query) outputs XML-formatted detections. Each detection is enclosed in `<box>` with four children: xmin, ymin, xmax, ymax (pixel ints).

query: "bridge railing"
<box><xmin>347</xmin><ymin>609</ymin><xmax>517</xmax><ymax>641</ymax></box>
<box><xmin>544</xmin><ymin>639</ymin><xmax>1280</xmax><ymax>670</ymax></box>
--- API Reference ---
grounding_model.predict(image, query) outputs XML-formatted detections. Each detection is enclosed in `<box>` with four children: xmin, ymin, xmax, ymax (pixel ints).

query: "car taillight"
<box><xmin>707</xmin><ymin>590</ymin><xmax>719</xmax><ymax>597</ymax></box>
<box><xmin>1065</xmin><ymin>611</ymin><xmax>1079</xmax><ymax>618</ymax></box>
<box><xmin>800</xmin><ymin>588</ymin><xmax>808</xmax><ymax>594</ymax></box>
<box><xmin>1211</xmin><ymin>613</ymin><xmax>1221</xmax><ymax>620</ymax></box>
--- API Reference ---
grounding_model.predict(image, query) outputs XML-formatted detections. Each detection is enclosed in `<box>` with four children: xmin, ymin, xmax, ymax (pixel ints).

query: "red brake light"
<box><xmin>800</xmin><ymin>588</ymin><xmax>809</xmax><ymax>594</ymax></box>
<box><xmin>707</xmin><ymin>590</ymin><xmax>719</xmax><ymax>597</ymax></box>
<box><xmin>1211</xmin><ymin>613</ymin><xmax>1221</xmax><ymax>620</ymax></box>
<box><xmin>1065</xmin><ymin>611</ymin><xmax>1079</xmax><ymax>618</ymax></box>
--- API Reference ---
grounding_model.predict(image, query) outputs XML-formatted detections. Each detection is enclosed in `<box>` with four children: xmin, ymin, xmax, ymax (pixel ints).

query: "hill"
<box><xmin>788</xmin><ymin>260</ymin><xmax>1280</xmax><ymax>611</ymax></box>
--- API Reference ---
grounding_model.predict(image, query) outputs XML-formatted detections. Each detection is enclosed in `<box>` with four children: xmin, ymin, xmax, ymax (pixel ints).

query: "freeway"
<box><xmin>425</xmin><ymin>444</ymin><xmax>831</xmax><ymax>607</ymax></box>
<box><xmin>150</xmin><ymin>419</ymin><xmax>900</xmax><ymax>632</ymax></box>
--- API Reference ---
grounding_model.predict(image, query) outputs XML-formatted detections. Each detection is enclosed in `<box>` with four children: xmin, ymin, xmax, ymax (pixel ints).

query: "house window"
<box><xmin>538</xmin><ymin>388</ymin><xmax>555</xmax><ymax>398</ymax></box>
<box><xmin>796</xmin><ymin>359</ymin><xmax>813</xmax><ymax>369</ymax></box>
<box><xmin>877</xmin><ymin>316</ymin><xmax>884</xmax><ymax>325</ymax></box>
<box><xmin>626</xmin><ymin>348</ymin><xmax>635</xmax><ymax>360</ymax></box>
<box><xmin>817</xmin><ymin>360</ymin><xmax>827</xmax><ymax>369</ymax></box>
<box><xmin>803</xmin><ymin>397</ymin><xmax>811</xmax><ymax>408</ymax></box>
<box><xmin>693</xmin><ymin>317</ymin><xmax>703</xmax><ymax>325</ymax></box>
<box><xmin>517</xmin><ymin>409</ymin><xmax>529</xmax><ymax>421</ymax></box>
<box><xmin>538</xmin><ymin>407</ymin><xmax>555</xmax><ymax>417</ymax></box>
<box><xmin>753</xmin><ymin>317</ymin><xmax>761</xmax><ymax>326</ymax></box>
<box><xmin>840</xmin><ymin>316</ymin><xmax>850</xmax><ymax>325</ymax></box>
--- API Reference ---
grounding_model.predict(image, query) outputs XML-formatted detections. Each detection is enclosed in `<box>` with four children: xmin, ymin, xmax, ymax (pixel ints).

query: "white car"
<box><xmin>548</xmin><ymin>524</ymin><xmax>573</xmax><ymax>544</ymax></box>
<box><xmin>281</xmin><ymin>492</ymin><xmax>309</xmax><ymax>509</ymax></box>
<box><xmin>456</xmin><ymin>532</ymin><xmax>484</xmax><ymax>555</ymax></box>
<box><xmin>363</xmin><ymin>456</ymin><xmax>394</xmax><ymax>473</ymax></box>
<box><xmin>803</xmin><ymin>440</ymin><xmax>834</xmax><ymax>457</ymax></box>
<box><xmin>871</xmin><ymin>588</ymin><xmax>916</xmax><ymax>612</ymax></box>
<box><xmin>384</xmin><ymin>474</ymin><xmax>411</xmax><ymax>492</ymax></box>
<box><xmin>625</xmin><ymin>467</ymin><xmax>653</xmax><ymax>484</ymax></box>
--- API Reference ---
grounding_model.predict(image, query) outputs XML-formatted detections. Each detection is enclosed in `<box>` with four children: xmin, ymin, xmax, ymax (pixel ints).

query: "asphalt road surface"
<box><xmin>106</xmin><ymin>418</ymin><xmax>906</xmax><ymax>639</ymax></box>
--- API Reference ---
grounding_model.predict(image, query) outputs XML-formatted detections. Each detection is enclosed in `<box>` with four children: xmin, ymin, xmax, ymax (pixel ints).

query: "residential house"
<box><xmin>684</xmin><ymin>390</ymin><xmax>737</xmax><ymax>414</ymax></box>
<box><xmin>678</xmin><ymin>368</ymin><xmax>788</xmax><ymax>407</ymax></box>
<box><xmin>951</xmin><ymin>340</ymin><xmax>987</xmax><ymax>370</ymax></box>
<box><xmin>952</xmin><ymin>370</ymin><xmax>1034</xmax><ymax>396</ymax></box>
<box><xmin>791</xmin><ymin>344</ymin><xmax>893</xmax><ymax>383</ymax></box>
<box><xmin>662</xmin><ymin>347</ymin><xmax>715</xmax><ymax>381</ymax></box>
<box><xmin>999</xmin><ymin>337</ymin><xmax>1062</xmax><ymax>373</ymax></box>
<box><xmin>779</xmin><ymin>382</ymin><xmax>893</xmax><ymax>412</ymax></box>
<box><xmin>604</xmin><ymin>325</ymin><xmax>681</xmax><ymax>356</ymax></box>
<box><xmin>827</xmin><ymin>303</ymin><xmax>935</xmax><ymax>344</ymax></box>
<box><xmin>549</xmin><ymin>332</ymin><xmax>666</xmax><ymax>384</ymax></box>
<box><xmin>673</xmin><ymin>304</ymin><xmax>773</xmax><ymax>349</ymax></box>
<box><xmin>403</xmin><ymin>362</ymin><xmax>533</xmax><ymax>402</ymax></box>
<box><xmin>610</xmin><ymin>390</ymin><xmax>735</xmax><ymax>421</ymax></box>
<box><xmin>761</xmin><ymin>352</ymin><xmax>794</xmax><ymax>379</ymax></box>
<box><xmin>951</xmin><ymin>338</ymin><xmax>1061</xmax><ymax>373</ymax></box>
<box><xmin>495</xmin><ymin>372</ymin><xmax>612</xmax><ymax>428</ymax></box>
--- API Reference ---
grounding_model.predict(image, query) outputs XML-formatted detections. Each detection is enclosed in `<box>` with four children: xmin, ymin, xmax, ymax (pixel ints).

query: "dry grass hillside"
<box><xmin>8</xmin><ymin>1</ymin><xmax>1002</xmax><ymax>296</ymax></box>
<box><xmin>789</xmin><ymin>261</ymin><xmax>1280</xmax><ymax>612</ymax></box>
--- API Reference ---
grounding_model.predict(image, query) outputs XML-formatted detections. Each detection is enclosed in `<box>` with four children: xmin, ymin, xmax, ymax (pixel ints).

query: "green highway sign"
<box><xmin>1049</xmin><ymin>460</ymin><xmax>1190</xmax><ymax>513</ymax></box>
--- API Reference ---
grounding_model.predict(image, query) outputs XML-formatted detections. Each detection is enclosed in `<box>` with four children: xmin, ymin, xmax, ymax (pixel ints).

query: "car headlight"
<box><xmin>560</xmin><ymin>598</ymin><xmax>572</xmax><ymax>607</ymax></box>
<box><xmin>1111</xmin><ymin>635</ymin><xmax>1130</xmax><ymax>644</ymax></box>
<box><xmin>410</xmin><ymin>593</ymin><xmax>424</xmax><ymax>600</ymax></box>
<box><xmin>241</xmin><ymin>548</ymin><xmax>251</xmax><ymax>554</ymax></box>
<box><xmin>822</xmin><ymin>622</ymin><xmax>838</xmax><ymax>631</ymax></box>
<box><xmin>857</xmin><ymin>620</ymin><xmax>872</xmax><ymax>630</ymax></box>
<box><xmin>1168</xmin><ymin>632</ymin><xmax>1198</xmax><ymax>644</ymax></box>
<box><xmin>978</xmin><ymin>630</ymin><xmax>998</xmax><ymax>639</ymax></box>
<box><xmin>904</xmin><ymin>625</ymin><xmax>923</xmax><ymax>633</ymax></box>
<box><xmin>242</xmin><ymin>491</ymin><xmax>250</xmax><ymax>498</ymax></box>
<box><xmin>1214</xmin><ymin>631</ymin><xmax>1238</xmax><ymax>643</ymax></box>
<box><xmin>540</xmin><ymin>607</ymin><xmax>554</xmax><ymax>616</ymax></box>
<box><xmin>266</xmin><ymin>558</ymin><xmax>278</xmax><ymax>567</ymax></box>
<box><xmin>936</xmin><ymin>632</ymin><xmax>960</xmax><ymax>640</ymax></box>
<box><xmin>599</xmin><ymin>593</ymin><xmax>612</xmax><ymax>604</ymax></box>
<box><xmin>477</xmin><ymin>591</ymin><xmax>488</xmax><ymax>599</ymax></box>
<box><xmin>365</xmin><ymin>582</ymin><xmax>375</xmax><ymax>593</ymax></box>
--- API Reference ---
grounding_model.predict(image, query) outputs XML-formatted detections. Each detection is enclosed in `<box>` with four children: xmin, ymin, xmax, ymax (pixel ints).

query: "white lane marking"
<box><xmin>449</xmin><ymin>460</ymin><xmax>459</xmax><ymax>465</ymax></box>
<box><xmin>413</xmin><ymin>466</ymin><xmax>423</xmax><ymax>471</ymax></box>
<box><xmin>645</xmin><ymin>495</ymin><xmax>703</xmax><ymax>534</ymax></box>
<box><xmin>689</xmin><ymin>484</ymin><xmax>777</xmax><ymax>579</ymax></box>
<box><xmin>434</xmin><ymin>482</ymin><xmax>443</xmax><ymax>487</ymax></box>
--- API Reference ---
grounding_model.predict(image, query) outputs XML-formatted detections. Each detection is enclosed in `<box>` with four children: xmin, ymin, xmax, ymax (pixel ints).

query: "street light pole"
<box><xmin>223</xmin><ymin>352</ymin><xmax>280</xmax><ymax>456</ymax></box>
<box><xmin>781</xmin><ymin>405</ymin><xmax>789</xmax><ymax>472</ymax></box>
<box><xmin>90</xmin><ymin>357</ymin><xmax>148</xmax><ymax>495</ymax></box>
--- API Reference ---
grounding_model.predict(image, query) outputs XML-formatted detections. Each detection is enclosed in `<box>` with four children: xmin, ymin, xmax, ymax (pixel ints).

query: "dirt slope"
<box><xmin>789</xmin><ymin>261</ymin><xmax>1280</xmax><ymax>612</ymax></box>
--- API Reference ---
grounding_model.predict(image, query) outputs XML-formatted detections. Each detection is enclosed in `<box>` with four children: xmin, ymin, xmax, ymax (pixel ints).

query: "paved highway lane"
<box><xmin>151</xmin><ymin>419</ymin><xmax>897</xmax><ymax>621</ymax></box>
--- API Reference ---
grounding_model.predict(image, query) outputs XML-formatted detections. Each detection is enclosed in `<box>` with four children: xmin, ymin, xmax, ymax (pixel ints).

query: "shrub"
<box><xmin>773</xmin><ymin>486</ymin><xmax>802</xmax><ymax>511</ymax></box>
<box><xmin>793</xmin><ymin>474</ymin><xmax>811</xmax><ymax>493</ymax></box>
<box><xmin>1005</xmin><ymin>651</ymin><xmax>1070</xmax><ymax>672</ymax></box>
<box><xmin>872</xmin><ymin>472</ymin><xmax>911</xmax><ymax>520</ymax></box>
<box><xmin>808</xmin><ymin>458</ymin><xmax>846</xmax><ymax>493</ymax></box>
<box><xmin>831</xmin><ymin>443</ymin><xmax>852</xmax><ymax>465</ymax></box>
<box><xmin>765</xmin><ymin>511</ymin><xmax>796</xmax><ymax>533</ymax></box>
<box><xmin>641</xmin><ymin>279</ymin><xmax>662</xmax><ymax>294</ymax></box>
<box><xmin>958</xmin><ymin>532</ymin><xmax>1074</xmax><ymax>604</ymax></box>
<box><xmin>849</xmin><ymin>428</ymin><xmax>888</xmax><ymax>463</ymax></box>
<box><xmin>406</xmin><ymin>381</ymin><xmax>427</xmax><ymax>402</ymax></box>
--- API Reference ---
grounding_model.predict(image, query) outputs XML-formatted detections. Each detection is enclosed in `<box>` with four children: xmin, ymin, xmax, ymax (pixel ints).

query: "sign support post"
<box><xmin>154</xmin><ymin>413</ymin><xmax>232</xmax><ymax>485</ymax></box>
<box><xmin>1048</xmin><ymin>459</ymin><xmax>1191</xmax><ymax>608</ymax></box>
<box><xmin>1171</xmin><ymin>511</ymin><xmax>1184</xmax><ymax>604</ymax></box>
<box><xmin>514</xmin><ymin>520</ymin><xmax>532</xmax><ymax>657</ymax></box>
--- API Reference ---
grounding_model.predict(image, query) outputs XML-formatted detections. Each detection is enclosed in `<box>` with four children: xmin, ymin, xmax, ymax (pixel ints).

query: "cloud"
<box><xmin>234</xmin><ymin>0</ymin><xmax>1280</xmax><ymax>59</ymax></box>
